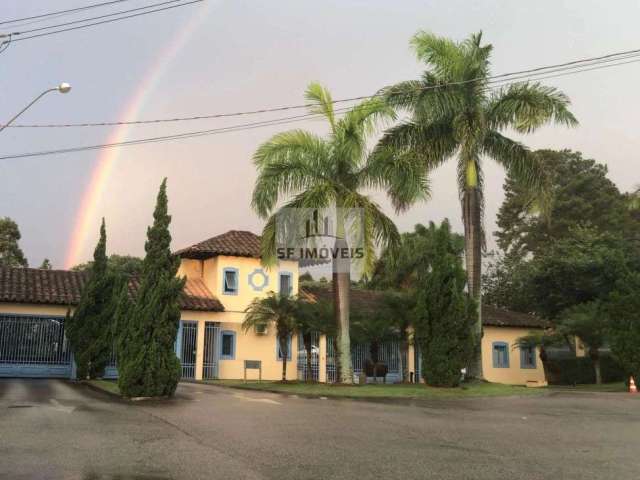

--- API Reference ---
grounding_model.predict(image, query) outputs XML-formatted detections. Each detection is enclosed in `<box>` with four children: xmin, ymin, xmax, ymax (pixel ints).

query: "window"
<box><xmin>492</xmin><ymin>342</ymin><xmax>509</xmax><ymax>368</ymax></box>
<box><xmin>279</xmin><ymin>272</ymin><xmax>292</xmax><ymax>296</ymax></box>
<box><xmin>277</xmin><ymin>334</ymin><xmax>292</xmax><ymax>360</ymax></box>
<box><xmin>520</xmin><ymin>345</ymin><xmax>536</xmax><ymax>369</ymax></box>
<box><xmin>220</xmin><ymin>331</ymin><xmax>236</xmax><ymax>360</ymax></box>
<box><xmin>222</xmin><ymin>268</ymin><xmax>238</xmax><ymax>295</ymax></box>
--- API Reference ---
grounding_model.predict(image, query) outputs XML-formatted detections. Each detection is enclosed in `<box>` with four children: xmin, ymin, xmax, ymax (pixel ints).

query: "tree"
<box><xmin>560</xmin><ymin>302</ymin><xmax>608</xmax><ymax>384</ymax></box>
<box><xmin>39</xmin><ymin>258</ymin><xmax>52</xmax><ymax>270</ymax></box>
<box><xmin>0</xmin><ymin>217</ymin><xmax>28</xmax><ymax>267</ymax></box>
<box><xmin>496</xmin><ymin>150</ymin><xmax>634</xmax><ymax>257</ymax></box>
<box><xmin>65</xmin><ymin>219</ymin><xmax>118</xmax><ymax>379</ymax></box>
<box><xmin>243</xmin><ymin>293</ymin><xmax>298</xmax><ymax>381</ymax></box>
<box><xmin>370</xmin><ymin>222</ymin><xmax>464</xmax><ymax>290</ymax></box>
<box><xmin>607</xmin><ymin>272</ymin><xmax>640</xmax><ymax>384</ymax></box>
<box><xmin>252</xmin><ymin>83</ymin><xmax>428</xmax><ymax>383</ymax></box>
<box><xmin>117</xmin><ymin>179</ymin><xmax>185</xmax><ymax>398</ymax></box>
<box><xmin>528</xmin><ymin>227</ymin><xmax>628</xmax><ymax>321</ymax></box>
<box><xmin>299</xmin><ymin>271</ymin><xmax>314</xmax><ymax>283</ymax></box>
<box><xmin>413</xmin><ymin>221</ymin><xmax>477</xmax><ymax>387</ymax></box>
<box><xmin>482</xmin><ymin>251</ymin><xmax>536</xmax><ymax>314</ymax></box>
<box><xmin>378</xmin><ymin>31</ymin><xmax>577</xmax><ymax>377</ymax></box>
<box><xmin>72</xmin><ymin>254</ymin><xmax>143</xmax><ymax>276</ymax></box>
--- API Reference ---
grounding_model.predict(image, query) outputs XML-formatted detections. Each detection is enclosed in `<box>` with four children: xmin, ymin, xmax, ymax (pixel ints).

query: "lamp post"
<box><xmin>0</xmin><ymin>83</ymin><xmax>71</xmax><ymax>133</ymax></box>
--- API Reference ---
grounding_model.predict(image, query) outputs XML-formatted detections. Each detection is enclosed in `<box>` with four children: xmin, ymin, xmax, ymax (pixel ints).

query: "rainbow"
<box><xmin>64</xmin><ymin>2</ymin><xmax>213</xmax><ymax>268</ymax></box>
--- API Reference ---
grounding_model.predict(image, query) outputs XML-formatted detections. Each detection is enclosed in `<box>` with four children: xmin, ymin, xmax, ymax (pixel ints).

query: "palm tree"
<box><xmin>252</xmin><ymin>83</ymin><xmax>428</xmax><ymax>383</ymax></box>
<box><xmin>243</xmin><ymin>292</ymin><xmax>298</xmax><ymax>382</ymax></box>
<box><xmin>378</xmin><ymin>31</ymin><xmax>577</xmax><ymax>377</ymax></box>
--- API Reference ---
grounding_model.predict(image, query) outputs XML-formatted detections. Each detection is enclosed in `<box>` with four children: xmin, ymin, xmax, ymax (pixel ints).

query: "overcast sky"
<box><xmin>1</xmin><ymin>0</ymin><xmax>638</xmax><ymax>270</ymax></box>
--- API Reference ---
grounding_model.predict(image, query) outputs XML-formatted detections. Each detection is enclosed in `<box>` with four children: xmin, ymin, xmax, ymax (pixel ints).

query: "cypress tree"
<box><xmin>66</xmin><ymin>219</ymin><xmax>117</xmax><ymax>379</ymax></box>
<box><xmin>414</xmin><ymin>221</ymin><xmax>477</xmax><ymax>387</ymax></box>
<box><xmin>117</xmin><ymin>179</ymin><xmax>185</xmax><ymax>397</ymax></box>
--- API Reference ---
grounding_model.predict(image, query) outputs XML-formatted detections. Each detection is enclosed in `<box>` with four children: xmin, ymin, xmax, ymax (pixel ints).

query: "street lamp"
<box><xmin>0</xmin><ymin>83</ymin><xmax>72</xmax><ymax>133</ymax></box>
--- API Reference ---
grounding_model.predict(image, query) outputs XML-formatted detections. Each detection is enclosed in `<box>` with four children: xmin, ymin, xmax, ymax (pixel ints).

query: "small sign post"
<box><xmin>244</xmin><ymin>360</ymin><xmax>262</xmax><ymax>383</ymax></box>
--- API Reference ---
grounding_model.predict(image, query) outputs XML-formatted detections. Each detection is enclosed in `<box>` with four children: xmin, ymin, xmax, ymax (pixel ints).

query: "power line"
<box><xmin>3</xmin><ymin>51</ymin><xmax>640</xmax><ymax>162</ymax></box>
<box><xmin>10</xmin><ymin>0</ymin><xmax>191</xmax><ymax>37</ymax></box>
<box><xmin>0</xmin><ymin>109</ymin><xmax>350</xmax><ymax>160</ymax></box>
<box><xmin>8</xmin><ymin>47</ymin><xmax>640</xmax><ymax>129</ymax></box>
<box><xmin>10</xmin><ymin>0</ymin><xmax>204</xmax><ymax>43</ymax></box>
<box><xmin>0</xmin><ymin>0</ymin><xmax>133</xmax><ymax>25</ymax></box>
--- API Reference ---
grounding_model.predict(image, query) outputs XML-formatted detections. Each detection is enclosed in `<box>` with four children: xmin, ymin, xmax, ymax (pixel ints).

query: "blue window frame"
<box><xmin>492</xmin><ymin>342</ymin><xmax>510</xmax><ymax>368</ymax></box>
<box><xmin>220</xmin><ymin>330</ymin><xmax>236</xmax><ymax>360</ymax></box>
<box><xmin>222</xmin><ymin>267</ymin><xmax>239</xmax><ymax>295</ymax></box>
<box><xmin>520</xmin><ymin>345</ymin><xmax>536</xmax><ymax>369</ymax></box>
<box><xmin>279</xmin><ymin>272</ymin><xmax>292</xmax><ymax>296</ymax></box>
<box><xmin>277</xmin><ymin>334</ymin><xmax>292</xmax><ymax>361</ymax></box>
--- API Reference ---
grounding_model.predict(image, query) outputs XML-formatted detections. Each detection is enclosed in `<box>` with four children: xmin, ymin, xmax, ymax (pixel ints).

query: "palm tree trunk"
<box><xmin>463</xmin><ymin>185</ymin><xmax>483</xmax><ymax>379</ymax></box>
<box><xmin>590</xmin><ymin>348</ymin><xmax>602</xmax><ymax>385</ymax></box>
<box><xmin>400</xmin><ymin>329</ymin><xmax>409</xmax><ymax>383</ymax></box>
<box><xmin>280</xmin><ymin>337</ymin><xmax>288</xmax><ymax>382</ymax></box>
<box><xmin>333</xmin><ymin>238</ymin><xmax>353</xmax><ymax>384</ymax></box>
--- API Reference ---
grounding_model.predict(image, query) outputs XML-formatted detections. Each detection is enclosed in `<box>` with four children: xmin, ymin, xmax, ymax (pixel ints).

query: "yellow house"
<box><xmin>0</xmin><ymin>229</ymin><xmax>547</xmax><ymax>385</ymax></box>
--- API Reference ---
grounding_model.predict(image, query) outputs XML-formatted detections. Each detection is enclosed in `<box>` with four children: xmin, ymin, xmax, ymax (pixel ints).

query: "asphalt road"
<box><xmin>0</xmin><ymin>379</ymin><xmax>638</xmax><ymax>480</ymax></box>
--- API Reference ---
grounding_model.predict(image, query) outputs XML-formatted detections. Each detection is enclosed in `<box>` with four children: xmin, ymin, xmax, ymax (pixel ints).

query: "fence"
<box><xmin>326</xmin><ymin>336</ymin><xmax>403</xmax><ymax>383</ymax></box>
<box><xmin>296</xmin><ymin>332</ymin><xmax>320</xmax><ymax>381</ymax></box>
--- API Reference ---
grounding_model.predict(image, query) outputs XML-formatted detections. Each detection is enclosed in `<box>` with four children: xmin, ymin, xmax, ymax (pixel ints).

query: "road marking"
<box><xmin>49</xmin><ymin>399</ymin><xmax>75</xmax><ymax>414</ymax></box>
<box><xmin>233</xmin><ymin>393</ymin><xmax>281</xmax><ymax>405</ymax></box>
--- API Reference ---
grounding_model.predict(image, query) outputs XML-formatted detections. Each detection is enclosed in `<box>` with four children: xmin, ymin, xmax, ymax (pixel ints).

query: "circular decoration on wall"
<box><xmin>248</xmin><ymin>268</ymin><xmax>269</xmax><ymax>292</ymax></box>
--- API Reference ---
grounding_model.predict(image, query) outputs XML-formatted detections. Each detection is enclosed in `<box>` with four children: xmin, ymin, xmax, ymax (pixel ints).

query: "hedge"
<box><xmin>545</xmin><ymin>355</ymin><xmax>625</xmax><ymax>385</ymax></box>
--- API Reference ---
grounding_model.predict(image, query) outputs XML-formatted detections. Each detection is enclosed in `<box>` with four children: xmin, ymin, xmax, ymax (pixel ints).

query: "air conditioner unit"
<box><xmin>255</xmin><ymin>324</ymin><xmax>268</xmax><ymax>335</ymax></box>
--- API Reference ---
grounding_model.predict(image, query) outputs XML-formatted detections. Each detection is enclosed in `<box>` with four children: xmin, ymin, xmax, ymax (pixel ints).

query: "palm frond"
<box><xmin>487</xmin><ymin>82</ymin><xmax>578</xmax><ymax>133</ymax></box>
<box><xmin>361</xmin><ymin>147</ymin><xmax>430</xmax><ymax>212</ymax></box>
<box><xmin>483</xmin><ymin>131</ymin><xmax>545</xmax><ymax>193</ymax></box>
<box><xmin>305</xmin><ymin>82</ymin><xmax>336</xmax><ymax>132</ymax></box>
<box><xmin>341</xmin><ymin>191</ymin><xmax>400</xmax><ymax>275</ymax></box>
<box><xmin>252</xmin><ymin>129</ymin><xmax>330</xmax><ymax>217</ymax></box>
<box><xmin>377</xmin><ymin>120</ymin><xmax>458</xmax><ymax>168</ymax></box>
<box><xmin>259</xmin><ymin>185</ymin><xmax>337</xmax><ymax>267</ymax></box>
<box><xmin>410</xmin><ymin>31</ymin><xmax>464</xmax><ymax>81</ymax></box>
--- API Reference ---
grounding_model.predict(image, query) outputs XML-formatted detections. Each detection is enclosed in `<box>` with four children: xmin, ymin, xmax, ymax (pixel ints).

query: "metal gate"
<box><xmin>297</xmin><ymin>332</ymin><xmax>319</xmax><ymax>381</ymax></box>
<box><xmin>203</xmin><ymin>322</ymin><xmax>219</xmax><ymax>380</ymax></box>
<box><xmin>180</xmin><ymin>321</ymin><xmax>198</xmax><ymax>379</ymax></box>
<box><xmin>326</xmin><ymin>336</ymin><xmax>337</xmax><ymax>383</ymax></box>
<box><xmin>0</xmin><ymin>314</ymin><xmax>72</xmax><ymax>378</ymax></box>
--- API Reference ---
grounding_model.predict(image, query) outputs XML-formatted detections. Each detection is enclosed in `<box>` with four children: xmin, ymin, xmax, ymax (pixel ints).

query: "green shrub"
<box><xmin>546</xmin><ymin>355</ymin><xmax>625</xmax><ymax>385</ymax></box>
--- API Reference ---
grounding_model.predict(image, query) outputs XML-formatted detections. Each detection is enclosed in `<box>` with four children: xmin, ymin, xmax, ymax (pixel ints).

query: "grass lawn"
<box><xmin>205</xmin><ymin>380</ymin><xmax>547</xmax><ymax>399</ymax></box>
<box><xmin>550</xmin><ymin>382</ymin><xmax>628</xmax><ymax>393</ymax></box>
<box><xmin>87</xmin><ymin>379</ymin><xmax>120</xmax><ymax>396</ymax></box>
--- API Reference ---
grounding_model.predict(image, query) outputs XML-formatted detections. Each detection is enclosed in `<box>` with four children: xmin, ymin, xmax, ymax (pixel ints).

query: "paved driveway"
<box><xmin>1</xmin><ymin>379</ymin><xmax>638</xmax><ymax>480</ymax></box>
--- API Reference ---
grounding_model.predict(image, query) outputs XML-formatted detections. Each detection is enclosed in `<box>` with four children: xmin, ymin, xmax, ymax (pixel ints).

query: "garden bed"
<box><xmin>205</xmin><ymin>380</ymin><xmax>547</xmax><ymax>399</ymax></box>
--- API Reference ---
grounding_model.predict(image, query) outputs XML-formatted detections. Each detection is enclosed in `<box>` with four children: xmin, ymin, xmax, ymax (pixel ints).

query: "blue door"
<box><xmin>0</xmin><ymin>314</ymin><xmax>73</xmax><ymax>378</ymax></box>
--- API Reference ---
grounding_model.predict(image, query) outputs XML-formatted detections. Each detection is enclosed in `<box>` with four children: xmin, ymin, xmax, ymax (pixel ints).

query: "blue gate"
<box><xmin>0</xmin><ymin>314</ymin><xmax>72</xmax><ymax>378</ymax></box>
<box><xmin>179</xmin><ymin>321</ymin><xmax>198</xmax><ymax>379</ymax></box>
<box><xmin>202</xmin><ymin>322</ymin><xmax>219</xmax><ymax>379</ymax></box>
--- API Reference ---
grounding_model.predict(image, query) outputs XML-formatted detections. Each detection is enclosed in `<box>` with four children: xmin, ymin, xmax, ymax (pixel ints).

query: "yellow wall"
<box><xmin>179</xmin><ymin>255</ymin><xmax>299</xmax><ymax>313</ymax></box>
<box><xmin>181</xmin><ymin>311</ymin><xmax>298</xmax><ymax>381</ymax></box>
<box><xmin>482</xmin><ymin>326</ymin><xmax>547</xmax><ymax>386</ymax></box>
<box><xmin>0</xmin><ymin>303</ymin><xmax>73</xmax><ymax>316</ymax></box>
<box><xmin>178</xmin><ymin>255</ymin><xmax>299</xmax><ymax>381</ymax></box>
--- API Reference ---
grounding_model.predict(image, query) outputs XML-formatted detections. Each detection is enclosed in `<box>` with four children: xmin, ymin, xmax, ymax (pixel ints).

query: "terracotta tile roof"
<box><xmin>0</xmin><ymin>266</ymin><xmax>223</xmax><ymax>312</ymax></box>
<box><xmin>481</xmin><ymin>304</ymin><xmax>548</xmax><ymax>329</ymax></box>
<box><xmin>300</xmin><ymin>284</ymin><xmax>547</xmax><ymax>329</ymax></box>
<box><xmin>174</xmin><ymin>230</ymin><xmax>262</xmax><ymax>259</ymax></box>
